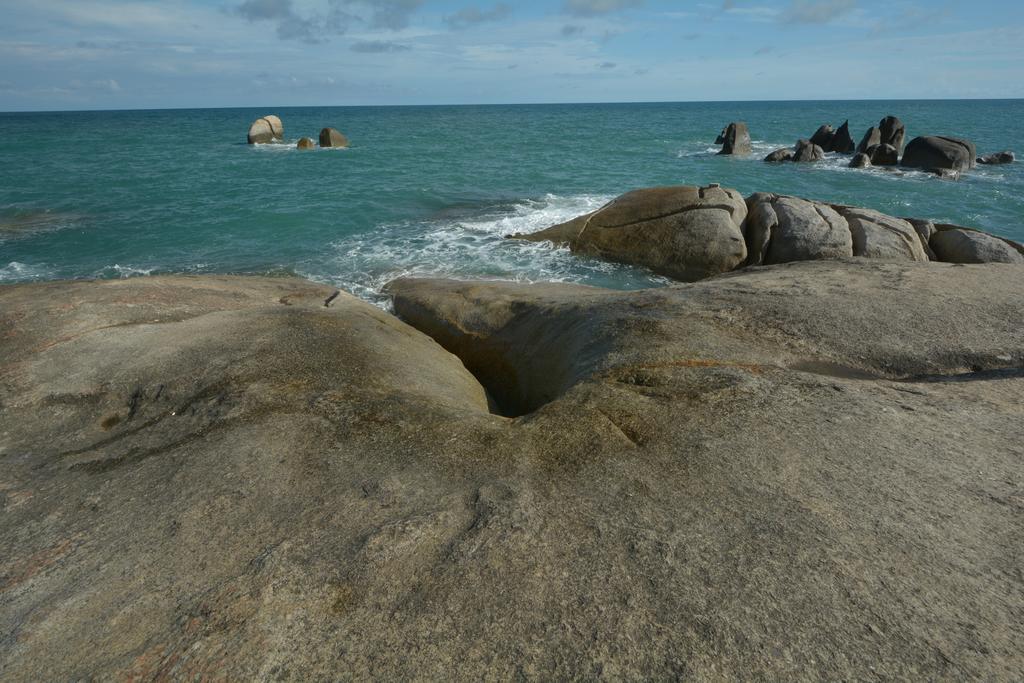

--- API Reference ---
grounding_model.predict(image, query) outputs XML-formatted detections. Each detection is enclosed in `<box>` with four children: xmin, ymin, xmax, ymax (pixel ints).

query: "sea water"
<box><xmin>2</xmin><ymin>100</ymin><xmax>1021</xmax><ymax>304</ymax></box>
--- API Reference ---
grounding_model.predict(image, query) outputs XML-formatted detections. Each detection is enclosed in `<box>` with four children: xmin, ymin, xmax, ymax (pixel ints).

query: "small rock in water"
<box><xmin>247</xmin><ymin>115</ymin><xmax>284</xmax><ymax>144</ymax></box>
<box><xmin>297</xmin><ymin>137</ymin><xmax>315</xmax><ymax>150</ymax></box>
<box><xmin>809</xmin><ymin>124</ymin><xmax>834</xmax><ymax>150</ymax></box>
<box><xmin>319</xmin><ymin>127</ymin><xmax>349</xmax><ymax>148</ymax></box>
<box><xmin>867</xmin><ymin>143</ymin><xmax>899</xmax><ymax>166</ymax></box>
<box><xmin>764</xmin><ymin>148</ymin><xmax>794</xmax><ymax>162</ymax></box>
<box><xmin>849</xmin><ymin>152</ymin><xmax>871</xmax><ymax>168</ymax></box>
<box><xmin>977</xmin><ymin>151</ymin><xmax>1014</xmax><ymax>165</ymax></box>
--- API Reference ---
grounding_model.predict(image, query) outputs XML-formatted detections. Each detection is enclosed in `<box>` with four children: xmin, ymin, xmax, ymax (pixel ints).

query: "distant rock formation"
<box><xmin>793</xmin><ymin>139</ymin><xmax>824</xmax><ymax>162</ymax></box>
<box><xmin>247</xmin><ymin>115</ymin><xmax>284</xmax><ymax>144</ymax></box>
<box><xmin>319</xmin><ymin>127</ymin><xmax>349</xmax><ymax>148</ymax></box>
<box><xmin>830</xmin><ymin>120</ymin><xmax>855</xmax><ymax>153</ymax></box>
<box><xmin>297</xmin><ymin>137</ymin><xmax>315</xmax><ymax>150</ymax></box>
<box><xmin>901</xmin><ymin>136</ymin><xmax>977</xmax><ymax>174</ymax></box>
<box><xmin>716</xmin><ymin>122</ymin><xmax>752</xmax><ymax>155</ymax></box>
<box><xmin>977</xmin><ymin>151</ymin><xmax>1014</xmax><ymax>165</ymax></box>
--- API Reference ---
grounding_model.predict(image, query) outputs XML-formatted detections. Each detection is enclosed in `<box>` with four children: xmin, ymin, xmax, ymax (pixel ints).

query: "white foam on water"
<box><xmin>308</xmin><ymin>193</ymin><xmax>670</xmax><ymax>308</ymax></box>
<box><xmin>95</xmin><ymin>264</ymin><xmax>156</xmax><ymax>278</ymax></box>
<box><xmin>0</xmin><ymin>261</ymin><xmax>54</xmax><ymax>282</ymax></box>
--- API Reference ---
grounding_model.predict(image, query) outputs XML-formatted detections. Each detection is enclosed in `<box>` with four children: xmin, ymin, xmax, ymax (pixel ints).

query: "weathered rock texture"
<box><xmin>716</xmin><ymin>122</ymin><xmax>752</xmax><ymax>155</ymax></box>
<box><xmin>512</xmin><ymin>184</ymin><xmax>748</xmax><ymax>282</ymax></box>
<box><xmin>744</xmin><ymin>193</ymin><xmax>852</xmax><ymax>265</ymax></box>
<box><xmin>319</xmin><ymin>127</ymin><xmax>349</xmax><ymax>148</ymax></box>
<box><xmin>2</xmin><ymin>264</ymin><xmax>1024</xmax><ymax>680</ymax></box>
<box><xmin>246</xmin><ymin>115</ymin><xmax>283</xmax><ymax>144</ymax></box>
<box><xmin>930</xmin><ymin>226</ymin><xmax>1024</xmax><ymax>264</ymax></box>
<box><xmin>902</xmin><ymin>135</ymin><xmax>977</xmax><ymax>174</ymax></box>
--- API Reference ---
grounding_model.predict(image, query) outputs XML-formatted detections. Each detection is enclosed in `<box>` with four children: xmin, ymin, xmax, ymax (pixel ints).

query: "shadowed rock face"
<box><xmin>793</xmin><ymin>138</ymin><xmax>824</xmax><ymax>162</ymax></box>
<box><xmin>2</xmin><ymin>264</ymin><xmax>1024</xmax><ymax>680</ymax></box>
<box><xmin>830</xmin><ymin>120</ymin><xmax>855</xmax><ymax>153</ymax></box>
<box><xmin>902</xmin><ymin>135</ymin><xmax>977</xmax><ymax>173</ymax></box>
<box><xmin>857</xmin><ymin>126</ymin><xmax>881</xmax><ymax>154</ymax></box>
<box><xmin>319</xmin><ymin>127</ymin><xmax>349</xmax><ymax>148</ymax></box>
<box><xmin>511</xmin><ymin>184</ymin><xmax>748</xmax><ymax>282</ymax></box>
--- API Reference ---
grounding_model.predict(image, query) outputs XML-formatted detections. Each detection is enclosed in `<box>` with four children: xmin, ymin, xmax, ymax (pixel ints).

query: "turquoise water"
<box><xmin>2</xmin><ymin>100</ymin><xmax>1021</xmax><ymax>303</ymax></box>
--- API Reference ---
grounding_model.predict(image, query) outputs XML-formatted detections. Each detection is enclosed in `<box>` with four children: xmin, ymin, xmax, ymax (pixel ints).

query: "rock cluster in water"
<box><xmin>747</xmin><ymin>114</ymin><xmax>1012</xmax><ymax>179</ymax></box>
<box><xmin>513</xmin><ymin>184</ymin><xmax>1024</xmax><ymax>281</ymax></box>
<box><xmin>244</xmin><ymin>115</ymin><xmax>350</xmax><ymax>149</ymax></box>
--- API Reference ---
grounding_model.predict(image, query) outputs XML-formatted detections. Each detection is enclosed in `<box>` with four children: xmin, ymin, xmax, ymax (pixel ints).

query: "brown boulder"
<box><xmin>319</xmin><ymin>127</ymin><xmax>349</xmax><ymax>148</ymax></box>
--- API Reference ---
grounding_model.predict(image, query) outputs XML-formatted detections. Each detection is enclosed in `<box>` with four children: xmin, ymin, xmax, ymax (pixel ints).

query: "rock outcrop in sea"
<box><xmin>246</xmin><ymin>115</ymin><xmax>283</xmax><ymax>144</ymax></box>
<box><xmin>3</xmin><ymin>260</ymin><xmax>1023</xmax><ymax>679</ymax></box>
<box><xmin>901</xmin><ymin>135</ymin><xmax>977</xmax><ymax>176</ymax></box>
<box><xmin>319</xmin><ymin>127</ymin><xmax>349</xmax><ymax>148</ymax></box>
<box><xmin>715</xmin><ymin>122</ymin><xmax>752</xmax><ymax>155</ymax></box>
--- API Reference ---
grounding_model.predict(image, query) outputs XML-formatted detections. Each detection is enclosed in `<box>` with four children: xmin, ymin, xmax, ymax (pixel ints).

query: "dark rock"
<box><xmin>856</xmin><ymin>126</ymin><xmax>881</xmax><ymax>154</ymax></box>
<box><xmin>809</xmin><ymin>124</ymin><xmax>834</xmax><ymax>150</ymax></box>
<box><xmin>512</xmin><ymin>184</ymin><xmax>748</xmax><ymax>282</ymax></box>
<box><xmin>246</xmin><ymin>115</ymin><xmax>284</xmax><ymax>144</ymax></box>
<box><xmin>849</xmin><ymin>152</ymin><xmax>871</xmax><ymax>168</ymax></box>
<box><xmin>716</xmin><ymin>122</ymin><xmax>752</xmax><ymax>155</ymax></box>
<box><xmin>319</xmin><ymin>127</ymin><xmax>349</xmax><ymax>148</ymax></box>
<box><xmin>879</xmin><ymin>116</ymin><xmax>906</xmax><ymax>153</ymax></box>
<box><xmin>867</xmin><ymin>143</ymin><xmax>899</xmax><ymax>166</ymax></box>
<box><xmin>764</xmin><ymin>148</ymin><xmax>794</xmax><ymax>162</ymax></box>
<box><xmin>901</xmin><ymin>136</ymin><xmax>977</xmax><ymax>174</ymax></box>
<box><xmin>977</xmin><ymin>151</ymin><xmax>1014</xmax><ymax>165</ymax></box>
<box><xmin>793</xmin><ymin>139</ymin><xmax>824</xmax><ymax>162</ymax></box>
<box><xmin>830</xmin><ymin>120</ymin><xmax>855</xmax><ymax>153</ymax></box>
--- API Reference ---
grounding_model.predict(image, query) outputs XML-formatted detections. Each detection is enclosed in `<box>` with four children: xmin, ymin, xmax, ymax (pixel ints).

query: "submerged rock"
<box><xmin>511</xmin><ymin>184</ymin><xmax>748</xmax><ymax>281</ymax></box>
<box><xmin>849</xmin><ymin>152</ymin><xmax>871</xmax><ymax>168</ymax></box>
<box><xmin>246</xmin><ymin>115</ymin><xmax>284</xmax><ymax>144</ymax></box>
<box><xmin>764</xmin><ymin>148</ymin><xmax>794</xmax><ymax>162</ymax></box>
<box><xmin>319</xmin><ymin>127</ymin><xmax>349</xmax><ymax>148</ymax></box>
<box><xmin>977</xmin><ymin>151</ymin><xmax>1014</xmax><ymax>165</ymax></box>
<box><xmin>716</xmin><ymin>122</ymin><xmax>752</xmax><ymax>155</ymax></box>
<box><xmin>901</xmin><ymin>135</ymin><xmax>977</xmax><ymax>174</ymax></box>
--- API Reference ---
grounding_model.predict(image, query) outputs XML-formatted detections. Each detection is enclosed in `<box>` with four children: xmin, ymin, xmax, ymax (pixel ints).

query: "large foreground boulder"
<box><xmin>716</xmin><ymin>122</ymin><xmax>752</xmax><ymax>155</ymax></box>
<box><xmin>246</xmin><ymin>115</ymin><xmax>284</xmax><ymax>144</ymax></box>
<box><xmin>319</xmin><ymin>127</ymin><xmax>349</xmax><ymax>148</ymax></box>
<box><xmin>511</xmin><ymin>184</ymin><xmax>748</xmax><ymax>281</ymax></box>
<box><xmin>3</xmin><ymin>265</ymin><xmax>1024</xmax><ymax>679</ymax></box>
<box><xmin>901</xmin><ymin>135</ymin><xmax>977</xmax><ymax>174</ymax></box>
<box><xmin>744</xmin><ymin>193</ymin><xmax>852</xmax><ymax>265</ymax></box>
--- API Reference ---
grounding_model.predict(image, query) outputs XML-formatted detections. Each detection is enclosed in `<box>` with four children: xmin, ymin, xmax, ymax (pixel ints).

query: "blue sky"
<box><xmin>1</xmin><ymin>0</ymin><xmax>1022</xmax><ymax>110</ymax></box>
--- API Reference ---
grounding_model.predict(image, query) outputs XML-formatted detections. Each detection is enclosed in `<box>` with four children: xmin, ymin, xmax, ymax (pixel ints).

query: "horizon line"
<box><xmin>2</xmin><ymin>96</ymin><xmax>1022</xmax><ymax>115</ymax></box>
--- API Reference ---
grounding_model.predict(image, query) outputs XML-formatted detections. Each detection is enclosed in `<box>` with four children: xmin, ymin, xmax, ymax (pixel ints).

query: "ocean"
<box><xmin>2</xmin><ymin>100</ymin><xmax>1021</xmax><ymax>304</ymax></box>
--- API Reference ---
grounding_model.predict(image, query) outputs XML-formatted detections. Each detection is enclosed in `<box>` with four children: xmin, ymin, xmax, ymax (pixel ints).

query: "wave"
<box><xmin>0</xmin><ymin>261</ymin><xmax>55</xmax><ymax>282</ymax></box>
<box><xmin>302</xmin><ymin>193</ymin><xmax>669</xmax><ymax>308</ymax></box>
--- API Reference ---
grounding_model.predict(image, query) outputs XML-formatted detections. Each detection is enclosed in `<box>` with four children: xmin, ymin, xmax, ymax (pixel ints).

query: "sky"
<box><xmin>1</xmin><ymin>0</ymin><xmax>1022</xmax><ymax>111</ymax></box>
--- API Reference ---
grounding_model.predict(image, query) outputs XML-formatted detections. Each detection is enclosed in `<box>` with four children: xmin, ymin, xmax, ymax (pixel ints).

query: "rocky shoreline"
<box><xmin>2</xmin><ymin>211</ymin><xmax>1023</xmax><ymax>677</ymax></box>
